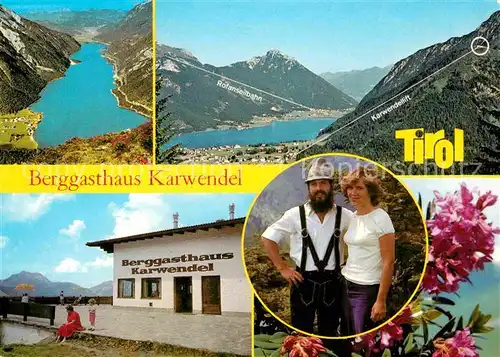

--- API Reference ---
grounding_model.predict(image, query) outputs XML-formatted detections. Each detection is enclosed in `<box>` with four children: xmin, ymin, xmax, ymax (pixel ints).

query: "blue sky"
<box><xmin>3</xmin><ymin>0</ymin><xmax>144</xmax><ymax>13</ymax></box>
<box><xmin>0</xmin><ymin>194</ymin><xmax>255</xmax><ymax>288</ymax></box>
<box><xmin>157</xmin><ymin>0</ymin><xmax>499</xmax><ymax>73</ymax></box>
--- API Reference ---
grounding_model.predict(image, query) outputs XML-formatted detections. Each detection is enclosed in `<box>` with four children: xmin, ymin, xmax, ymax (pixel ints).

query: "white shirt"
<box><xmin>262</xmin><ymin>202</ymin><xmax>353</xmax><ymax>272</ymax></box>
<box><xmin>341</xmin><ymin>208</ymin><xmax>395</xmax><ymax>285</ymax></box>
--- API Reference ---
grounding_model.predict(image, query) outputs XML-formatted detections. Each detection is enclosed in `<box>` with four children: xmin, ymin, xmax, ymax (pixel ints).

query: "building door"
<box><xmin>202</xmin><ymin>276</ymin><xmax>221</xmax><ymax>315</ymax></box>
<box><xmin>174</xmin><ymin>277</ymin><xmax>192</xmax><ymax>313</ymax></box>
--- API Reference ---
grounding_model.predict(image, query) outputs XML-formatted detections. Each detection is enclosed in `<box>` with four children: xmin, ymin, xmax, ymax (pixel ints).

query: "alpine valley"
<box><xmin>157</xmin><ymin>45</ymin><xmax>358</xmax><ymax>132</ymax></box>
<box><xmin>0</xmin><ymin>1</ymin><xmax>152</xmax><ymax>164</ymax></box>
<box><xmin>299</xmin><ymin>10</ymin><xmax>500</xmax><ymax>174</ymax></box>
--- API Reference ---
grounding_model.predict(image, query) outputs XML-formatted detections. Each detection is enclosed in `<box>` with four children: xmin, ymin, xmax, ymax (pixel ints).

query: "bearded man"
<box><xmin>261</xmin><ymin>157</ymin><xmax>353</xmax><ymax>337</ymax></box>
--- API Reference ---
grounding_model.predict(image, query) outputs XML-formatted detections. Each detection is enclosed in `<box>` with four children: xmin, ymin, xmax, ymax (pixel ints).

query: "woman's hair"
<box><xmin>88</xmin><ymin>298</ymin><xmax>96</xmax><ymax>305</ymax></box>
<box><xmin>66</xmin><ymin>305</ymin><xmax>74</xmax><ymax>312</ymax></box>
<box><xmin>340</xmin><ymin>166</ymin><xmax>384</xmax><ymax>206</ymax></box>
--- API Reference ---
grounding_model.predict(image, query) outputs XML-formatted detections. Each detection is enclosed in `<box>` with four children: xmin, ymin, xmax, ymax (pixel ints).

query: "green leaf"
<box><xmin>269</xmin><ymin>331</ymin><xmax>288</xmax><ymax>344</ymax></box>
<box><xmin>477</xmin><ymin>326</ymin><xmax>495</xmax><ymax>334</ymax></box>
<box><xmin>434</xmin><ymin>318</ymin><xmax>456</xmax><ymax>340</ymax></box>
<box><xmin>421</xmin><ymin>308</ymin><xmax>443</xmax><ymax>322</ymax></box>
<box><xmin>431</xmin><ymin>296</ymin><xmax>456</xmax><ymax>305</ymax></box>
<box><xmin>254</xmin><ymin>340</ymin><xmax>282</xmax><ymax>350</ymax></box>
<box><xmin>476</xmin><ymin>313</ymin><xmax>492</xmax><ymax>329</ymax></box>
<box><xmin>271</xmin><ymin>331</ymin><xmax>288</xmax><ymax>338</ymax></box>
<box><xmin>467</xmin><ymin>305</ymin><xmax>481</xmax><ymax>328</ymax></box>
<box><xmin>456</xmin><ymin>316</ymin><xmax>463</xmax><ymax>331</ymax></box>
<box><xmin>382</xmin><ymin>349</ymin><xmax>392</xmax><ymax>357</ymax></box>
<box><xmin>351</xmin><ymin>354</ymin><xmax>363</xmax><ymax>357</ymax></box>
<box><xmin>404</xmin><ymin>333</ymin><xmax>415</xmax><ymax>354</ymax></box>
<box><xmin>423</xmin><ymin>319</ymin><xmax>429</xmax><ymax>344</ymax></box>
<box><xmin>254</xmin><ymin>334</ymin><xmax>272</xmax><ymax>342</ymax></box>
<box><xmin>269</xmin><ymin>349</ymin><xmax>282</xmax><ymax>357</ymax></box>
<box><xmin>434</xmin><ymin>306</ymin><xmax>453</xmax><ymax>320</ymax></box>
<box><xmin>253</xmin><ymin>348</ymin><xmax>267</xmax><ymax>357</ymax></box>
<box><xmin>319</xmin><ymin>350</ymin><xmax>338</xmax><ymax>357</ymax></box>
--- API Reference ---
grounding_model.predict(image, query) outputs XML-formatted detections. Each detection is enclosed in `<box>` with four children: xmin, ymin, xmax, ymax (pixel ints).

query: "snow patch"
<box><xmin>247</xmin><ymin>56</ymin><xmax>262</xmax><ymax>69</ymax></box>
<box><xmin>164</xmin><ymin>77</ymin><xmax>181</xmax><ymax>93</ymax></box>
<box><xmin>0</xmin><ymin>26</ymin><xmax>34</xmax><ymax>65</ymax></box>
<box><xmin>160</xmin><ymin>59</ymin><xmax>180</xmax><ymax>73</ymax></box>
<box><xmin>141</xmin><ymin>48</ymin><xmax>153</xmax><ymax>60</ymax></box>
<box><xmin>0</xmin><ymin>6</ymin><xmax>23</xmax><ymax>30</ymax></box>
<box><xmin>36</xmin><ymin>65</ymin><xmax>55</xmax><ymax>72</ymax></box>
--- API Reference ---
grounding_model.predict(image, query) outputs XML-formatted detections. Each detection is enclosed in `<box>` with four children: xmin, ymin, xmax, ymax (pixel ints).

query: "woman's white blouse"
<box><xmin>341</xmin><ymin>208</ymin><xmax>395</xmax><ymax>285</ymax></box>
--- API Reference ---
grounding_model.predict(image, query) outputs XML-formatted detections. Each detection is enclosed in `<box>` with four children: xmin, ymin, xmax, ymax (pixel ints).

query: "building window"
<box><xmin>142</xmin><ymin>278</ymin><xmax>161</xmax><ymax>299</ymax></box>
<box><xmin>118</xmin><ymin>279</ymin><xmax>135</xmax><ymax>298</ymax></box>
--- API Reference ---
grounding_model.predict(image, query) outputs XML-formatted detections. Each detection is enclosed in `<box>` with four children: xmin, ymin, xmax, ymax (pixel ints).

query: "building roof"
<box><xmin>86</xmin><ymin>217</ymin><xmax>246</xmax><ymax>253</ymax></box>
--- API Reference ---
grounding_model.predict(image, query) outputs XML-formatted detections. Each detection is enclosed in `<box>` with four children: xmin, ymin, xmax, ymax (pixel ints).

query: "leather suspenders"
<box><xmin>299</xmin><ymin>205</ymin><xmax>342</xmax><ymax>273</ymax></box>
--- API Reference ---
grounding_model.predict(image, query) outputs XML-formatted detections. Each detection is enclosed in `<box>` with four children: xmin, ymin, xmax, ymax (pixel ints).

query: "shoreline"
<box><xmin>17</xmin><ymin>44</ymin><xmax>82</xmax><ymax>148</ymax></box>
<box><xmin>179</xmin><ymin>111</ymin><xmax>342</xmax><ymax>135</ymax></box>
<box><xmin>101</xmin><ymin>49</ymin><xmax>152</xmax><ymax>119</ymax></box>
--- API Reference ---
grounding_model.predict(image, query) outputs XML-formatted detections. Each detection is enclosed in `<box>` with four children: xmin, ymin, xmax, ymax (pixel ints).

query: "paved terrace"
<box><xmin>4</xmin><ymin>305</ymin><xmax>252</xmax><ymax>356</ymax></box>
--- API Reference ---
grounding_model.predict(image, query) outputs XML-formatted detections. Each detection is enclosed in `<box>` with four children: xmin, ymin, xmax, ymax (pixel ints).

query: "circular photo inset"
<box><xmin>243</xmin><ymin>154</ymin><xmax>428</xmax><ymax>339</ymax></box>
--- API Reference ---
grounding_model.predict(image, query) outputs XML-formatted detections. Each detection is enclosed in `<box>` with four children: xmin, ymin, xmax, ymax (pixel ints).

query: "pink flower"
<box><xmin>432</xmin><ymin>328</ymin><xmax>479</xmax><ymax>357</ymax></box>
<box><xmin>281</xmin><ymin>335</ymin><xmax>326</xmax><ymax>357</ymax></box>
<box><xmin>359</xmin><ymin>305</ymin><xmax>413</xmax><ymax>352</ymax></box>
<box><xmin>424</xmin><ymin>184</ymin><xmax>500</xmax><ymax>294</ymax></box>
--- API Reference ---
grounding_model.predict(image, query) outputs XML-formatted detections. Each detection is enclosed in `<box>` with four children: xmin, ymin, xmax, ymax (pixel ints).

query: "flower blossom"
<box><xmin>432</xmin><ymin>328</ymin><xmax>479</xmax><ymax>357</ymax></box>
<box><xmin>358</xmin><ymin>305</ymin><xmax>413</xmax><ymax>353</ymax></box>
<box><xmin>424</xmin><ymin>184</ymin><xmax>500</xmax><ymax>294</ymax></box>
<box><xmin>281</xmin><ymin>335</ymin><xmax>326</xmax><ymax>357</ymax></box>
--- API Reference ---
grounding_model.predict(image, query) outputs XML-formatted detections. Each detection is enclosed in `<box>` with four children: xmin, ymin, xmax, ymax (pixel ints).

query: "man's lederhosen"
<box><xmin>290</xmin><ymin>204</ymin><xmax>343</xmax><ymax>337</ymax></box>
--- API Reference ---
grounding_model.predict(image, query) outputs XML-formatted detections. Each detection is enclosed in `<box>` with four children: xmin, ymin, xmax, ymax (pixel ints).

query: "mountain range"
<box><xmin>157</xmin><ymin>46</ymin><xmax>357</xmax><ymax>132</ymax></box>
<box><xmin>320</xmin><ymin>65</ymin><xmax>393</xmax><ymax>101</ymax></box>
<box><xmin>96</xmin><ymin>1</ymin><xmax>152</xmax><ymax>118</ymax></box>
<box><xmin>0</xmin><ymin>2</ymin><xmax>152</xmax><ymax>163</ymax></box>
<box><xmin>299</xmin><ymin>10</ymin><xmax>500</xmax><ymax>174</ymax></box>
<box><xmin>23</xmin><ymin>9</ymin><xmax>127</xmax><ymax>39</ymax></box>
<box><xmin>0</xmin><ymin>5</ymin><xmax>80</xmax><ymax>115</ymax></box>
<box><xmin>0</xmin><ymin>271</ymin><xmax>113</xmax><ymax>297</ymax></box>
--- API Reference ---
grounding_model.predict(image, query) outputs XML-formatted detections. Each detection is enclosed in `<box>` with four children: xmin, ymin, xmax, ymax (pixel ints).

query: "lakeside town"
<box><xmin>211</xmin><ymin>108</ymin><xmax>349</xmax><ymax>131</ymax></box>
<box><xmin>175</xmin><ymin>140</ymin><xmax>313</xmax><ymax>164</ymax></box>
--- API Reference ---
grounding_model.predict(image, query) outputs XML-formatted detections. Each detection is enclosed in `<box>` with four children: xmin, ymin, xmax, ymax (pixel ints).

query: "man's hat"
<box><xmin>305</xmin><ymin>157</ymin><xmax>334</xmax><ymax>183</ymax></box>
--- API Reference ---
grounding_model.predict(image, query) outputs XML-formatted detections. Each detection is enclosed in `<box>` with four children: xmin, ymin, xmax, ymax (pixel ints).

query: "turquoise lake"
<box><xmin>31</xmin><ymin>43</ymin><xmax>145</xmax><ymax>148</ymax></box>
<box><xmin>167</xmin><ymin>118</ymin><xmax>336</xmax><ymax>149</ymax></box>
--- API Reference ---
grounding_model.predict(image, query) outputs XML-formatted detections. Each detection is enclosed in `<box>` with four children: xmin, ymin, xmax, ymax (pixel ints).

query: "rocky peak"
<box><xmin>243</xmin><ymin>49</ymin><xmax>300</xmax><ymax>70</ymax></box>
<box><xmin>0</xmin><ymin>5</ymin><xmax>23</xmax><ymax>28</ymax></box>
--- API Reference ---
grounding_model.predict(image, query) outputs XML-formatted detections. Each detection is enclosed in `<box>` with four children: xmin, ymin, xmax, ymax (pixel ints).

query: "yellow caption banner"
<box><xmin>0</xmin><ymin>165</ymin><xmax>292</xmax><ymax>193</ymax></box>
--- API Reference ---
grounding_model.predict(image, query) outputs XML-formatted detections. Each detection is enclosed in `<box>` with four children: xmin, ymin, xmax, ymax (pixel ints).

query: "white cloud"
<box><xmin>0</xmin><ymin>235</ymin><xmax>7</xmax><ymax>249</ymax></box>
<box><xmin>54</xmin><ymin>258</ymin><xmax>88</xmax><ymax>273</ymax></box>
<box><xmin>2</xmin><ymin>194</ymin><xmax>74</xmax><ymax>222</ymax></box>
<box><xmin>59</xmin><ymin>220</ymin><xmax>86</xmax><ymax>239</ymax></box>
<box><xmin>54</xmin><ymin>255</ymin><xmax>113</xmax><ymax>274</ymax></box>
<box><xmin>86</xmin><ymin>256</ymin><xmax>113</xmax><ymax>268</ymax></box>
<box><xmin>107</xmin><ymin>194</ymin><xmax>176</xmax><ymax>238</ymax></box>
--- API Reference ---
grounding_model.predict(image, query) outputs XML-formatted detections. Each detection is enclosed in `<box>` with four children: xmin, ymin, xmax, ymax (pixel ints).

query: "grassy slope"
<box><xmin>0</xmin><ymin>121</ymin><xmax>152</xmax><ymax>164</ymax></box>
<box><xmin>0</xmin><ymin>109</ymin><xmax>41</xmax><ymax>149</ymax></box>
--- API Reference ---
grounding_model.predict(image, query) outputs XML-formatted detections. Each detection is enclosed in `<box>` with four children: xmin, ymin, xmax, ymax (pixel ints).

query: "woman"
<box><xmin>55</xmin><ymin>305</ymin><xmax>85</xmax><ymax>343</ymax></box>
<box><xmin>340</xmin><ymin>166</ymin><xmax>396</xmax><ymax>335</ymax></box>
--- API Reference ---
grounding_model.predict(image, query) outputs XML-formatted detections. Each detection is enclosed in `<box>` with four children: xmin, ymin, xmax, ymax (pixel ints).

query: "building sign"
<box><xmin>122</xmin><ymin>253</ymin><xmax>234</xmax><ymax>275</ymax></box>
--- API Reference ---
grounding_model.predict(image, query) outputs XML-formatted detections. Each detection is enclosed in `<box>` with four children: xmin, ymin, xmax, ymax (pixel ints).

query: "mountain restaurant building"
<box><xmin>86</xmin><ymin>208</ymin><xmax>251</xmax><ymax>315</ymax></box>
